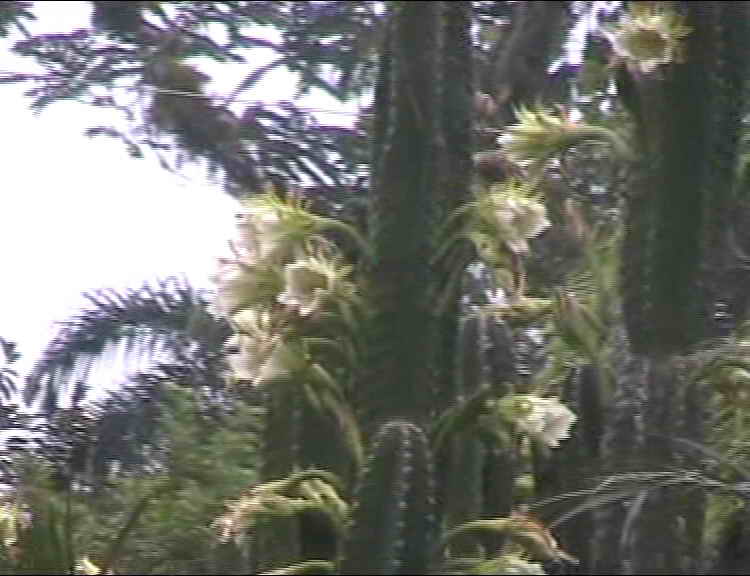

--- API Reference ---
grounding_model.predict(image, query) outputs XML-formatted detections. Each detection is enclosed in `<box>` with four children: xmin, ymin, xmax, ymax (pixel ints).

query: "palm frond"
<box><xmin>23</xmin><ymin>276</ymin><xmax>230</xmax><ymax>410</ymax></box>
<box><xmin>522</xmin><ymin>469</ymin><xmax>732</xmax><ymax>530</ymax></box>
<box><xmin>0</xmin><ymin>337</ymin><xmax>19</xmax><ymax>404</ymax></box>
<box><xmin>83</xmin><ymin>349</ymin><xmax>263</xmax><ymax>483</ymax></box>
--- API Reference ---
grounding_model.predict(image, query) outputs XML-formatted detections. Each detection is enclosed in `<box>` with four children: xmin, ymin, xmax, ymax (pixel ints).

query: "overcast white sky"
<box><xmin>0</xmin><ymin>2</ymin><xmax>360</xmax><ymax>396</ymax></box>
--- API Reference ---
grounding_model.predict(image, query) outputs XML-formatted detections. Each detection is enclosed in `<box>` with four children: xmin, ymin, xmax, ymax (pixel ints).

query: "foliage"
<box><xmin>84</xmin><ymin>384</ymin><xmax>261</xmax><ymax>575</ymax></box>
<box><xmin>0</xmin><ymin>338</ymin><xmax>20</xmax><ymax>404</ymax></box>
<box><xmin>7</xmin><ymin>1</ymin><xmax>750</xmax><ymax>575</ymax></box>
<box><xmin>24</xmin><ymin>276</ymin><xmax>230</xmax><ymax>412</ymax></box>
<box><xmin>0</xmin><ymin>2</ymin><xmax>33</xmax><ymax>38</ymax></box>
<box><xmin>0</xmin><ymin>381</ymin><xmax>261</xmax><ymax>575</ymax></box>
<box><xmin>0</xmin><ymin>1</ymin><xmax>379</xmax><ymax>201</ymax></box>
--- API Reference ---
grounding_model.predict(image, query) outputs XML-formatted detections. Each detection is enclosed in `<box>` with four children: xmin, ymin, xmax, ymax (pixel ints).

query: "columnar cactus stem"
<box><xmin>619</xmin><ymin>2</ymin><xmax>749</xmax><ymax>355</ymax></box>
<box><xmin>631</xmin><ymin>358</ymin><xmax>683</xmax><ymax>575</ymax></box>
<box><xmin>592</xmin><ymin>328</ymin><xmax>647</xmax><ymax>574</ymax></box>
<box><xmin>480</xmin><ymin>316</ymin><xmax>517</xmax><ymax>554</ymax></box>
<box><xmin>254</xmin><ymin>386</ymin><xmax>301</xmax><ymax>572</ymax></box>
<box><xmin>341</xmin><ymin>420</ymin><xmax>436</xmax><ymax>575</ymax></box>
<box><xmin>362</xmin><ymin>0</ymin><xmax>443</xmax><ymax>430</ymax></box>
<box><xmin>441</xmin><ymin>314</ymin><xmax>485</xmax><ymax>556</ymax></box>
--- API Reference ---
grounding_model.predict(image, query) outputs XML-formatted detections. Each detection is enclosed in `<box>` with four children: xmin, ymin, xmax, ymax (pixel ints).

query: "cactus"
<box><xmin>214</xmin><ymin>3</ymin><xmax>750</xmax><ymax>576</ymax></box>
<box><xmin>361</xmin><ymin>0</ymin><xmax>443</xmax><ymax>430</ymax></box>
<box><xmin>620</xmin><ymin>164</ymin><xmax>654</xmax><ymax>355</ymax></box>
<box><xmin>700</xmin><ymin>3</ymin><xmax>750</xmax><ymax>340</ymax></box>
<box><xmin>680</xmin><ymin>376</ymin><xmax>709</xmax><ymax>573</ymax></box>
<box><xmin>532</xmin><ymin>364</ymin><xmax>601</xmax><ymax>572</ymax></box>
<box><xmin>713</xmin><ymin>503</ymin><xmax>750</xmax><ymax>575</ymax></box>
<box><xmin>619</xmin><ymin>2</ymin><xmax>750</xmax><ymax>355</ymax></box>
<box><xmin>254</xmin><ymin>386</ymin><xmax>302</xmax><ymax>572</ymax></box>
<box><xmin>622</xmin><ymin>3</ymin><xmax>716</xmax><ymax>355</ymax></box>
<box><xmin>433</xmin><ymin>1</ymin><xmax>477</xmax><ymax>537</ymax></box>
<box><xmin>439</xmin><ymin>313</ymin><xmax>486</xmax><ymax>557</ymax></box>
<box><xmin>480</xmin><ymin>316</ymin><xmax>517</xmax><ymax>554</ymax></box>
<box><xmin>630</xmin><ymin>358</ymin><xmax>683</xmax><ymax>574</ymax></box>
<box><xmin>213</xmin><ymin>4</ymin><xmax>590</xmax><ymax>575</ymax></box>
<box><xmin>341</xmin><ymin>420</ymin><xmax>436</xmax><ymax>575</ymax></box>
<box><xmin>591</xmin><ymin>328</ymin><xmax>647</xmax><ymax>574</ymax></box>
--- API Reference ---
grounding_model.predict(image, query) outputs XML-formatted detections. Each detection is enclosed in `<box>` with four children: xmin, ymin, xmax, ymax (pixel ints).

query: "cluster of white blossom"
<box><xmin>489</xmin><ymin>394</ymin><xmax>577</xmax><ymax>449</ymax></box>
<box><xmin>466</xmin><ymin>181</ymin><xmax>576</xmax><ymax>450</ymax></box>
<box><xmin>223</xmin><ymin>309</ymin><xmax>292</xmax><ymax>383</ymax></box>
<box><xmin>512</xmin><ymin>395</ymin><xmax>578</xmax><ymax>448</ymax></box>
<box><xmin>490</xmin><ymin>192</ymin><xmax>551</xmax><ymax>255</ymax></box>
<box><xmin>468</xmin><ymin>181</ymin><xmax>551</xmax><ymax>269</ymax></box>
<box><xmin>211</xmin><ymin>194</ymin><xmax>354</xmax><ymax>386</ymax></box>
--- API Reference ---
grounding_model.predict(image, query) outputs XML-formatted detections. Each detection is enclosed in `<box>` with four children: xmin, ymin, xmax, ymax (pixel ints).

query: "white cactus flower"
<box><xmin>224</xmin><ymin>309</ymin><xmax>306</xmax><ymax>385</ymax></box>
<box><xmin>277</xmin><ymin>262</ymin><xmax>329</xmax><ymax>316</ymax></box>
<box><xmin>224</xmin><ymin>335</ymin><xmax>304</xmax><ymax>385</ymax></box>
<box><xmin>75</xmin><ymin>557</ymin><xmax>103</xmax><ymax>576</ymax></box>
<box><xmin>494</xmin><ymin>198</ymin><xmax>518</xmax><ymax>229</ymax></box>
<box><xmin>235</xmin><ymin>204</ymin><xmax>285</xmax><ymax>261</ymax></box>
<box><xmin>224</xmin><ymin>309</ymin><xmax>279</xmax><ymax>383</ymax></box>
<box><xmin>538</xmin><ymin>398</ymin><xmax>577</xmax><ymax>448</ymax></box>
<box><xmin>605</xmin><ymin>3</ymin><xmax>691</xmax><ymax>74</ymax></box>
<box><xmin>514</xmin><ymin>395</ymin><xmax>577</xmax><ymax>448</ymax></box>
<box><xmin>224</xmin><ymin>331</ymin><xmax>279</xmax><ymax>384</ymax></box>
<box><xmin>513</xmin><ymin>396</ymin><xmax>547</xmax><ymax>437</ymax></box>
<box><xmin>497</xmin><ymin>555</ymin><xmax>547</xmax><ymax>575</ymax></box>
<box><xmin>212</xmin><ymin>259</ymin><xmax>255</xmax><ymax>318</ymax></box>
<box><xmin>487</xmin><ymin>190</ymin><xmax>551</xmax><ymax>255</ymax></box>
<box><xmin>212</xmin><ymin>254</ymin><xmax>283</xmax><ymax>319</ymax></box>
<box><xmin>516</xmin><ymin>198</ymin><xmax>551</xmax><ymax>239</ymax></box>
<box><xmin>277</xmin><ymin>254</ymin><xmax>353</xmax><ymax>316</ymax></box>
<box><xmin>232</xmin><ymin>307</ymin><xmax>268</xmax><ymax>332</ymax></box>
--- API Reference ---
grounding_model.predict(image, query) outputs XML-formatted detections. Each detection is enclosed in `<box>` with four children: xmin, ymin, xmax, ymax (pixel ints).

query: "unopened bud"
<box><xmin>474</xmin><ymin>150</ymin><xmax>510</xmax><ymax>182</ymax></box>
<box><xmin>564</xmin><ymin>197</ymin><xmax>588</xmax><ymax>241</ymax></box>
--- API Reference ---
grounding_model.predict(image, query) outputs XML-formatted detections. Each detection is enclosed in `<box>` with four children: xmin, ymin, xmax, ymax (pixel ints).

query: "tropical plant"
<box><xmin>207</xmin><ymin>3</ymin><xmax>750</xmax><ymax>576</ymax></box>
<box><xmin>0</xmin><ymin>377</ymin><xmax>262</xmax><ymax>576</ymax></box>
<box><xmin>205</xmin><ymin>5</ymin><xmax>582</xmax><ymax>575</ymax></box>
<box><xmin>23</xmin><ymin>276</ymin><xmax>229</xmax><ymax>409</ymax></box>
<box><xmin>0</xmin><ymin>338</ymin><xmax>19</xmax><ymax>401</ymax></box>
<box><xmin>8</xmin><ymin>1</ymin><xmax>750</xmax><ymax>575</ymax></box>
